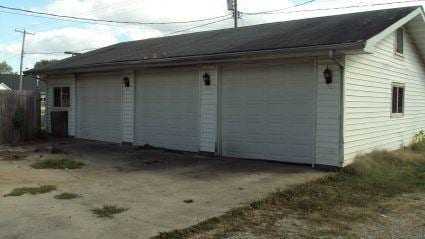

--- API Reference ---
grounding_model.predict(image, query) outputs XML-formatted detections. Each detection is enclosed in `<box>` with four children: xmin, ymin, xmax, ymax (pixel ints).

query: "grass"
<box><xmin>4</xmin><ymin>185</ymin><xmax>57</xmax><ymax>197</ymax></box>
<box><xmin>0</xmin><ymin>150</ymin><xmax>28</xmax><ymax>161</ymax></box>
<box><xmin>31</xmin><ymin>158</ymin><xmax>85</xmax><ymax>169</ymax></box>
<box><xmin>152</xmin><ymin>146</ymin><xmax>425</xmax><ymax>239</ymax></box>
<box><xmin>54</xmin><ymin>192</ymin><xmax>81</xmax><ymax>200</ymax></box>
<box><xmin>91</xmin><ymin>205</ymin><xmax>129</xmax><ymax>218</ymax></box>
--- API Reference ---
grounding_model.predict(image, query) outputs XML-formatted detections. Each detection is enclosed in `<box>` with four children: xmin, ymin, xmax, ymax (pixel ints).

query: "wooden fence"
<box><xmin>0</xmin><ymin>90</ymin><xmax>41</xmax><ymax>144</ymax></box>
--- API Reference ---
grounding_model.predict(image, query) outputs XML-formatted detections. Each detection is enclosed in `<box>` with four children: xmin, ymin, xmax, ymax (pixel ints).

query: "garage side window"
<box><xmin>391</xmin><ymin>83</ymin><xmax>404</xmax><ymax>116</ymax></box>
<box><xmin>395</xmin><ymin>28</ymin><xmax>404</xmax><ymax>56</ymax></box>
<box><xmin>53</xmin><ymin>87</ymin><xmax>70</xmax><ymax>108</ymax></box>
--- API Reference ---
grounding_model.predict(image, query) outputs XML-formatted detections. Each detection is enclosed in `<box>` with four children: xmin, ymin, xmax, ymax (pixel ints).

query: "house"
<box><xmin>0</xmin><ymin>74</ymin><xmax>47</xmax><ymax>101</ymax></box>
<box><xmin>26</xmin><ymin>6</ymin><xmax>425</xmax><ymax>168</ymax></box>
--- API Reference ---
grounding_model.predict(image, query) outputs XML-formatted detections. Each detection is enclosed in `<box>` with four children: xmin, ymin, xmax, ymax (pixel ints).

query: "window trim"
<box><xmin>52</xmin><ymin>86</ymin><xmax>71</xmax><ymax>109</ymax></box>
<box><xmin>391</xmin><ymin>83</ymin><xmax>405</xmax><ymax>118</ymax></box>
<box><xmin>394</xmin><ymin>27</ymin><xmax>404</xmax><ymax>57</ymax></box>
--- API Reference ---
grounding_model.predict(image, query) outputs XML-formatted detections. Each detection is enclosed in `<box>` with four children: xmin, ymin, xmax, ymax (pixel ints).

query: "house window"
<box><xmin>395</xmin><ymin>28</ymin><xmax>404</xmax><ymax>56</ymax></box>
<box><xmin>391</xmin><ymin>83</ymin><xmax>404</xmax><ymax>116</ymax></box>
<box><xmin>53</xmin><ymin>87</ymin><xmax>70</xmax><ymax>108</ymax></box>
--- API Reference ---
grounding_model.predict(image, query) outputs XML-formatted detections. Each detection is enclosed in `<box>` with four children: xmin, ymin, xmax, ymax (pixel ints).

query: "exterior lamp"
<box><xmin>123</xmin><ymin>76</ymin><xmax>130</xmax><ymax>87</ymax></box>
<box><xmin>324</xmin><ymin>66</ymin><xmax>332</xmax><ymax>84</ymax></box>
<box><xmin>203</xmin><ymin>72</ymin><xmax>211</xmax><ymax>86</ymax></box>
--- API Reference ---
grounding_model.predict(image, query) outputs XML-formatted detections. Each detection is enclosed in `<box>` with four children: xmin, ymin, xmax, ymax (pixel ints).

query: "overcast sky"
<box><xmin>0</xmin><ymin>0</ymin><xmax>423</xmax><ymax>72</ymax></box>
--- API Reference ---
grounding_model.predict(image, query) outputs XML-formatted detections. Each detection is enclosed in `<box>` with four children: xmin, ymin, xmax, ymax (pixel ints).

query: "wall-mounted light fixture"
<box><xmin>123</xmin><ymin>76</ymin><xmax>130</xmax><ymax>87</ymax></box>
<box><xmin>203</xmin><ymin>72</ymin><xmax>211</xmax><ymax>86</ymax></box>
<box><xmin>324</xmin><ymin>66</ymin><xmax>332</xmax><ymax>85</ymax></box>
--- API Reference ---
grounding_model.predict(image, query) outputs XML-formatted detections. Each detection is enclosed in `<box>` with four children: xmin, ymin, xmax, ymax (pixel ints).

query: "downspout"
<box><xmin>329</xmin><ymin>50</ymin><xmax>345</xmax><ymax>167</ymax></box>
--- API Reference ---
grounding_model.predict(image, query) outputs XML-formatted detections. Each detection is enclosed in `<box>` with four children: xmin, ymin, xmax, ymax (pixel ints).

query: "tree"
<box><xmin>34</xmin><ymin>59</ymin><xmax>59</xmax><ymax>69</ymax></box>
<box><xmin>0</xmin><ymin>61</ymin><xmax>14</xmax><ymax>74</ymax></box>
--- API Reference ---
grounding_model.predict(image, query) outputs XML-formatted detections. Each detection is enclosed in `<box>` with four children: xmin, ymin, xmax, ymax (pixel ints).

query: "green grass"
<box><xmin>152</xmin><ymin>146</ymin><xmax>425</xmax><ymax>239</ymax></box>
<box><xmin>91</xmin><ymin>205</ymin><xmax>128</xmax><ymax>218</ymax></box>
<box><xmin>4</xmin><ymin>185</ymin><xmax>57</xmax><ymax>197</ymax></box>
<box><xmin>54</xmin><ymin>192</ymin><xmax>81</xmax><ymax>200</ymax></box>
<box><xmin>31</xmin><ymin>158</ymin><xmax>85</xmax><ymax>169</ymax></box>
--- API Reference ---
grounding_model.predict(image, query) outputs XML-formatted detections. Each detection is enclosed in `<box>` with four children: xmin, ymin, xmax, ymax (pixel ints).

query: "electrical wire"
<box><xmin>243</xmin><ymin>0</ymin><xmax>425</xmax><ymax>15</ymax></box>
<box><xmin>164</xmin><ymin>17</ymin><xmax>232</xmax><ymax>36</ymax></box>
<box><xmin>0</xmin><ymin>0</ymin><xmax>144</xmax><ymax>37</ymax></box>
<box><xmin>0</xmin><ymin>5</ymin><xmax>232</xmax><ymax>25</ymax></box>
<box><xmin>243</xmin><ymin>0</ymin><xmax>316</xmax><ymax>15</ymax></box>
<box><xmin>25</xmin><ymin>48</ymin><xmax>97</xmax><ymax>55</ymax></box>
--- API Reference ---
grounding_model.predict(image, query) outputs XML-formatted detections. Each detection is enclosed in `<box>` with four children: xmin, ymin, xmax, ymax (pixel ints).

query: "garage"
<box><xmin>220</xmin><ymin>61</ymin><xmax>315</xmax><ymax>164</ymax></box>
<box><xmin>135</xmin><ymin>68</ymin><xmax>199</xmax><ymax>151</ymax></box>
<box><xmin>77</xmin><ymin>73</ymin><xmax>122</xmax><ymax>143</ymax></box>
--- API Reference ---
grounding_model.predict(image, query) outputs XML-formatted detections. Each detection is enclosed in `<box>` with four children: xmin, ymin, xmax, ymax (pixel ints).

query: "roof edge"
<box><xmin>364</xmin><ymin>7</ymin><xmax>424</xmax><ymax>53</ymax></box>
<box><xmin>26</xmin><ymin>41</ymin><xmax>365</xmax><ymax>75</ymax></box>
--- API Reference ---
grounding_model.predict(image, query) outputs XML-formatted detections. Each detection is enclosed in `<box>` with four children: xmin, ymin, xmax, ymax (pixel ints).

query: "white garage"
<box><xmin>220</xmin><ymin>62</ymin><xmax>315</xmax><ymax>164</ymax></box>
<box><xmin>135</xmin><ymin>68</ymin><xmax>200</xmax><ymax>152</ymax></box>
<box><xmin>76</xmin><ymin>73</ymin><xmax>123</xmax><ymax>143</ymax></box>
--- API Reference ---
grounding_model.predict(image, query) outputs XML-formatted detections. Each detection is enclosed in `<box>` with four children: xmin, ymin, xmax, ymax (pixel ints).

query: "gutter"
<box><xmin>328</xmin><ymin>50</ymin><xmax>345</xmax><ymax>167</ymax></box>
<box><xmin>25</xmin><ymin>41</ymin><xmax>364</xmax><ymax>75</ymax></box>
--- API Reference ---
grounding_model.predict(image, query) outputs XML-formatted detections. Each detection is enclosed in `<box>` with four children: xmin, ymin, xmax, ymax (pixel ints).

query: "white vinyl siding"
<box><xmin>46</xmin><ymin>75</ymin><xmax>76</xmax><ymax>136</ymax></box>
<box><xmin>199</xmin><ymin>65</ymin><xmax>218</xmax><ymax>153</ymax></box>
<box><xmin>135</xmin><ymin>68</ymin><xmax>199</xmax><ymax>152</ymax></box>
<box><xmin>220</xmin><ymin>61</ymin><xmax>315</xmax><ymax>164</ymax></box>
<box><xmin>315</xmin><ymin>61</ymin><xmax>341</xmax><ymax>167</ymax></box>
<box><xmin>77</xmin><ymin>72</ymin><xmax>122</xmax><ymax>143</ymax></box>
<box><xmin>344</xmin><ymin>29</ymin><xmax>425</xmax><ymax>163</ymax></box>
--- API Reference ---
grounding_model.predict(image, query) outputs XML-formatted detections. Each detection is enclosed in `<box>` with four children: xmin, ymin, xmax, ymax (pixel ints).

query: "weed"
<box><xmin>91</xmin><ymin>205</ymin><xmax>128</xmax><ymax>218</ymax></box>
<box><xmin>31</xmin><ymin>158</ymin><xmax>85</xmax><ymax>169</ymax></box>
<box><xmin>4</xmin><ymin>185</ymin><xmax>57</xmax><ymax>197</ymax></box>
<box><xmin>54</xmin><ymin>192</ymin><xmax>81</xmax><ymax>200</ymax></box>
<box><xmin>151</xmin><ymin>146</ymin><xmax>425</xmax><ymax>239</ymax></box>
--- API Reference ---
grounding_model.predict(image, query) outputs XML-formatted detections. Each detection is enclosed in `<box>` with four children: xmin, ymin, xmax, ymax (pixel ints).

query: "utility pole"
<box><xmin>15</xmin><ymin>29</ymin><xmax>34</xmax><ymax>90</ymax></box>
<box><xmin>228</xmin><ymin>0</ymin><xmax>240</xmax><ymax>28</ymax></box>
<box><xmin>233</xmin><ymin>0</ymin><xmax>238</xmax><ymax>28</ymax></box>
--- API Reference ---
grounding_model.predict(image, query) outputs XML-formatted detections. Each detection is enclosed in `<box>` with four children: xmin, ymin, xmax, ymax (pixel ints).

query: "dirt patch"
<box><xmin>31</xmin><ymin>158</ymin><xmax>85</xmax><ymax>169</ymax></box>
<box><xmin>0</xmin><ymin>150</ymin><xmax>28</xmax><ymax>161</ymax></box>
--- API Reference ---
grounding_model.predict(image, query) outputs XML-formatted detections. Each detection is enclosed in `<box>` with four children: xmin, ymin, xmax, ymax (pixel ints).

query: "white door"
<box><xmin>135</xmin><ymin>68</ymin><xmax>199</xmax><ymax>151</ymax></box>
<box><xmin>77</xmin><ymin>72</ymin><xmax>122</xmax><ymax>143</ymax></box>
<box><xmin>221</xmin><ymin>62</ymin><xmax>315</xmax><ymax>164</ymax></box>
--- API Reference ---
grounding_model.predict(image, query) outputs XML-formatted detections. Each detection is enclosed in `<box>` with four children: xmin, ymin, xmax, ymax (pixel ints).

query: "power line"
<box><xmin>0</xmin><ymin>0</ymin><xmax>144</xmax><ymax>37</ymax></box>
<box><xmin>25</xmin><ymin>48</ymin><xmax>96</xmax><ymax>55</ymax></box>
<box><xmin>243</xmin><ymin>0</ymin><xmax>425</xmax><ymax>15</ymax></box>
<box><xmin>165</xmin><ymin>17</ymin><xmax>232</xmax><ymax>36</ymax></box>
<box><xmin>0</xmin><ymin>5</ymin><xmax>232</xmax><ymax>25</ymax></box>
<box><xmin>243</xmin><ymin>0</ymin><xmax>316</xmax><ymax>15</ymax></box>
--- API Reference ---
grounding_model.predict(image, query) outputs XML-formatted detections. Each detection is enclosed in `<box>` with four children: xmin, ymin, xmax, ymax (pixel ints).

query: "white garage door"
<box><xmin>135</xmin><ymin>68</ymin><xmax>199</xmax><ymax>151</ymax></box>
<box><xmin>77</xmin><ymin>73</ymin><xmax>122</xmax><ymax>143</ymax></box>
<box><xmin>221</xmin><ymin>62</ymin><xmax>315</xmax><ymax>164</ymax></box>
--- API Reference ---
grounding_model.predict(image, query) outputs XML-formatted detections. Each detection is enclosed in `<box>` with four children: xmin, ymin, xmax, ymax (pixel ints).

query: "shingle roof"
<box><xmin>0</xmin><ymin>74</ymin><xmax>46</xmax><ymax>91</ymax></box>
<box><xmin>27</xmin><ymin>6</ymin><xmax>419</xmax><ymax>74</ymax></box>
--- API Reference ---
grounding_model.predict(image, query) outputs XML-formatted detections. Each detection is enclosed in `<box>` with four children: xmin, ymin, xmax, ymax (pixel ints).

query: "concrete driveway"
<box><xmin>0</xmin><ymin>139</ymin><xmax>324</xmax><ymax>239</ymax></box>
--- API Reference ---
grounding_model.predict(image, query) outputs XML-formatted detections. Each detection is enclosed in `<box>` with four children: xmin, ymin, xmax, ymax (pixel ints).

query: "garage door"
<box><xmin>221</xmin><ymin>62</ymin><xmax>315</xmax><ymax>164</ymax></box>
<box><xmin>135</xmin><ymin>68</ymin><xmax>199</xmax><ymax>151</ymax></box>
<box><xmin>77</xmin><ymin>73</ymin><xmax>122</xmax><ymax>143</ymax></box>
